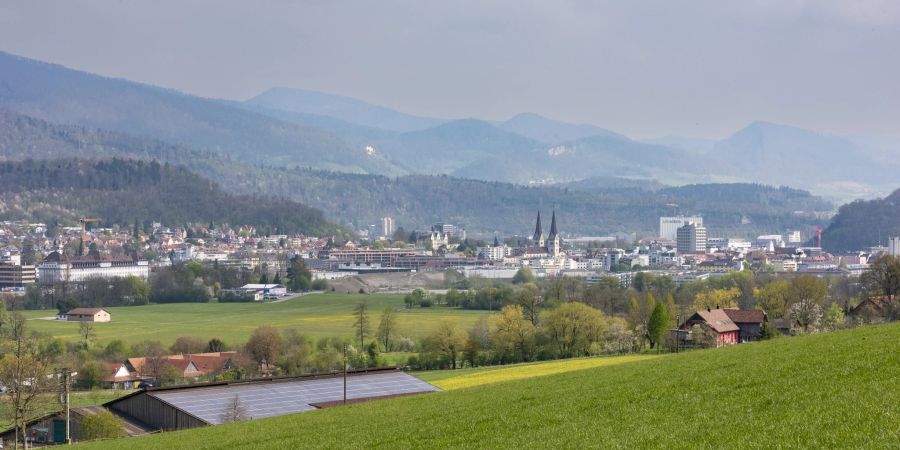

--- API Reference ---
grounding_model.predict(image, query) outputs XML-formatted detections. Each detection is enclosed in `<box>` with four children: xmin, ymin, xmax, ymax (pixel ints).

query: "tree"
<box><xmin>515</xmin><ymin>283</ymin><xmax>542</xmax><ymax>325</ymax></box>
<box><xmin>692</xmin><ymin>288</ymin><xmax>740</xmax><ymax>311</ymax></box>
<box><xmin>80</xmin><ymin>409</ymin><xmax>126</xmax><ymax>441</ymax></box>
<box><xmin>78</xmin><ymin>358</ymin><xmax>104</xmax><ymax>390</ymax></box>
<box><xmin>821</xmin><ymin>303</ymin><xmax>846</xmax><ymax>331</ymax></box>
<box><xmin>352</xmin><ymin>300</ymin><xmax>371</xmax><ymax>349</ymax></box>
<box><xmin>207</xmin><ymin>338</ymin><xmax>227</xmax><ymax>353</ymax></box>
<box><xmin>512</xmin><ymin>267</ymin><xmax>535</xmax><ymax>284</ymax></box>
<box><xmin>647</xmin><ymin>302</ymin><xmax>670</xmax><ymax>350</ymax></box>
<box><xmin>79</xmin><ymin>321</ymin><xmax>96</xmax><ymax>350</ymax></box>
<box><xmin>755</xmin><ymin>280</ymin><xmax>790</xmax><ymax>318</ymax></box>
<box><xmin>286</xmin><ymin>256</ymin><xmax>312</xmax><ymax>292</ymax></box>
<box><xmin>246</xmin><ymin>326</ymin><xmax>283</xmax><ymax>373</ymax></box>
<box><xmin>861</xmin><ymin>255</ymin><xmax>900</xmax><ymax>298</ymax></box>
<box><xmin>375</xmin><ymin>308</ymin><xmax>398</xmax><ymax>351</ymax></box>
<box><xmin>789</xmin><ymin>276</ymin><xmax>828</xmax><ymax>332</ymax></box>
<box><xmin>0</xmin><ymin>314</ymin><xmax>56</xmax><ymax>449</ymax></box>
<box><xmin>423</xmin><ymin>322</ymin><xmax>467</xmax><ymax>369</ymax></box>
<box><xmin>170</xmin><ymin>336</ymin><xmax>205</xmax><ymax>355</ymax></box>
<box><xmin>492</xmin><ymin>305</ymin><xmax>536</xmax><ymax>362</ymax></box>
<box><xmin>541</xmin><ymin>302</ymin><xmax>608</xmax><ymax>357</ymax></box>
<box><xmin>627</xmin><ymin>294</ymin><xmax>656</xmax><ymax>349</ymax></box>
<box><xmin>221</xmin><ymin>395</ymin><xmax>248</xmax><ymax>423</ymax></box>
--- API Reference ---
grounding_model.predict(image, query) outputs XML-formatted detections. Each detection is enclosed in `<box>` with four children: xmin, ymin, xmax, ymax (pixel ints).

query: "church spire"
<box><xmin>548</xmin><ymin>210</ymin><xmax>558</xmax><ymax>239</ymax></box>
<box><xmin>532</xmin><ymin>211</ymin><xmax>543</xmax><ymax>242</ymax></box>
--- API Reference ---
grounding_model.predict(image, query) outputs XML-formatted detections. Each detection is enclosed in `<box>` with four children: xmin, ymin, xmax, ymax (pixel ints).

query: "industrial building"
<box><xmin>105</xmin><ymin>368</ymin><xmax>439</xmax><ymax>432</ymax></box>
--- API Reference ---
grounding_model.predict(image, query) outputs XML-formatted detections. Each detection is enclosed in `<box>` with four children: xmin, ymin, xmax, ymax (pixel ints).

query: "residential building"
<box><xmin>676</xmin><ymin>222</ymin><xmax>707</xmax><ymax>255</ymax></box>
<box><xmin>722</xmin><ymin>308</ymin><xmax>768</xmax><ymax>342</ymax></box>
<box><xmin>680</xmin><ymin>308</ymin><xmax>740</xmax><ymax>347</ymax></box>
<box><xmin>659</xmin><ymin>216</ymin><xmax>703</xmax><ymax>241</ymax></box>
<box><xmin>381</xmin><ymin>217</ymin><xmax>394</xmax><ymax>239</ymax></box>
<box><xmin>890</xmin><ymin>237</ymin><xmax>900</xmax><ymax>257</ymax></box>
<box><xmin>0</xmin><ymin>262</ymin><xmax>36</xmax><ymax>288</ymax></box>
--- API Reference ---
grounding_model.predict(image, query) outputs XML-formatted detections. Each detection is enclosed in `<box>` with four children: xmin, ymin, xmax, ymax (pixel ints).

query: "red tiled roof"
<box><xmin>691</xmin><ymin>309</ymin><xmax>740</xmax><ymax>333</ymax></box>
<box><xmin>723</xmin><ymin>308</ymin><xmax>767</xmax><ymax>324</ymax></box>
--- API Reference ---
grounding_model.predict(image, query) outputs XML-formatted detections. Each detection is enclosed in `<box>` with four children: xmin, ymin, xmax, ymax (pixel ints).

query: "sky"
<box><xmin>1</xmin><ymin>0</ymin><xmax>898</xmax><ymax>139</ymax></box>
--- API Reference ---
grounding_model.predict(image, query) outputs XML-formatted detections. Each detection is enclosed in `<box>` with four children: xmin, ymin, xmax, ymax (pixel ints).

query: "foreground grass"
<box><xmin>20</xmin><ymin>293</ymin><xmax>490</xmax><ymax>346</ymax></box>
<box><xmin>419</xmin><ymin>354</ymin><xmax>658</xmax><ymax>390</ymax></box>
<box><xmin>80</xmin><ymin>323</ymin><xmax>900</xmax><ymax>449</ymax></box>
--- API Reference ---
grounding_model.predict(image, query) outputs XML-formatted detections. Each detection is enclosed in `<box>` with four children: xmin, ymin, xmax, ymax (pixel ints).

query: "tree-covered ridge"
<box><xmin>821</xmin><ymin>188</ymin><xmax>900</xmax><ymax>252</ymax></box>
<box><xmin>0</xmin><ymin>158</ymin><xmax>340</xmax><ymax>236</ymax></box>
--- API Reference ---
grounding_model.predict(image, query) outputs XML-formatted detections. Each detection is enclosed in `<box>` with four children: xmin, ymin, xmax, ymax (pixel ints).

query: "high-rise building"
<box><xmin>381</xmin><ymin>217</ymin><xmax>394</xmax><ymax>239</ymax></box>
<box><xmin>889</xmin><ymin>237</ymin><xmax>900</xmax><ymax>257</ymax></box>
<box><xmin>677</xmin><ymin>222</ymin><xmax>707</xmax><ymax>254</ymax></box>
<box><xmin>660</xmin><ymin>216</ymin><xmax>704</xmax><ymax>241</ymax></box>
<box><xmin>787</xmin><ymin>231</ymin><xmax>802</xmax><ymax>244</ymax></box>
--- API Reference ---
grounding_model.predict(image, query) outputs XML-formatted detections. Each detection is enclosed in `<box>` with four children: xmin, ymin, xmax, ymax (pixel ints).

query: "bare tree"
<box><xmin>352</xmin><ymin>300</ymin><xmax>370</xmax><ymax>349</ymax></box>
<box><xmin>79</xmin><ymin>321</ymin><xmax>95</xmax><ymax>349</ymax></box>
<box><xmin>221</xmin><ymin>395</ymin><xmax>248</xmax><ymax>423</ymax></box>
<box><xmin>0</xmin><ymin>313</ymin><xmax>56</xmax><ymax>450</ymax></box>
<box><xmin>375</xmin><ymin>308</ymin><xmax>397</xmax><ymax>351</ymax></box>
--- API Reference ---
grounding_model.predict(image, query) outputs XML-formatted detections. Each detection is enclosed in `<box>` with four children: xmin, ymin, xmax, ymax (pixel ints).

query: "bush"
<box><xmin>311</xmin><ymin>279</ymin><xmax>329</xmax><ymax>290</ymax></box>
<box><xmin>218</xmin><ymin>290</ymin><xmax>255</xmax><ymax>303</ymax></box>
<box><xmin>419</xmin><ymin>299</ymin><xmax>433</xmax><ymax>308</ymax></box>
<box><xmin>80</xmin><ymin>409</ymin><xmax>126</xmax><ymax>441</ymax></box>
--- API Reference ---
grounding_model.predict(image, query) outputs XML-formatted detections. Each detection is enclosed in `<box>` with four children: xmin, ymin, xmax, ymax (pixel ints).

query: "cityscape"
<box><xmin>0</xmin><ymin>2</ymin><xmax>898</xmax><ymax>449</ymax></box>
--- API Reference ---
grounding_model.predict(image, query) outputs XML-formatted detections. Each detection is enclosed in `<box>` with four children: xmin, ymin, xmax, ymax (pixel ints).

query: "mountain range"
<box><xmin>2</xmin><ymin>49</ymin><xmax>898</xmax><ymax>243</ymax></box>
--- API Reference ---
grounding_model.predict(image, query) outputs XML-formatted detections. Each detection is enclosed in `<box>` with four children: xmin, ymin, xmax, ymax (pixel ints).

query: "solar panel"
<box><xmin>150</xmin><ymin>371</ymin><xmax>440</xmax><ymax>424</ymax></box>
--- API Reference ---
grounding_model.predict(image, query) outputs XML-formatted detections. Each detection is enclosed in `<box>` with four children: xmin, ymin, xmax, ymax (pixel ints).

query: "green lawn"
<box><xmin>78</xmin><ymin>323</ymin><xmax>900</xmax><ymax>449</ymax></box>
<box><xmin>20</xmin><ymin>293</ymin><xmax>491</xmax><ymax>347</ymax></box>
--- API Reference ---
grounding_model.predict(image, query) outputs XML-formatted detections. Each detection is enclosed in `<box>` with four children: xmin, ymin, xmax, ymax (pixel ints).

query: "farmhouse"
<box><xmin>65</xmin><ymin>307</ymin><xmax>111</xmax><ymax>322</ymax></box>
<box><xmin>722</xmin><ymin>308</ymin><xmax>768</xmax><ymax>342</ymax></box>
<box><xmin>681</xmin><ymin>308</ymin><xmax>740</xmax><ymax>347</ymax></box>
<box><xmin>104</xmin><ymin>368</ymin><xmax>439</xmax><ymax>432</ymax></box>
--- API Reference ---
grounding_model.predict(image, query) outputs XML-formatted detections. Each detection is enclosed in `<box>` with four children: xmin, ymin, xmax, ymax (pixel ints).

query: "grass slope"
<box><xmin>81</xmin><ymin>323</ymin><xmax>899</xmax><ymax>449</ymax></box>
<box><xmin>21</xmin><ymin>294</ymin><xmax>490</xmax><ymax>347</ymax></box>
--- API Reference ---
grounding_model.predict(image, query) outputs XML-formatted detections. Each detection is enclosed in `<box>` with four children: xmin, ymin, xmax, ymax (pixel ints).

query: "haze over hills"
<box><xmin>2</xmin><ymin>50</ymin><xmax>896</xmax><ymax>201</ymax></box>
<box><xmin>0</xmin><ymin>51</ymin><xmax>402</xmax><ymax>175</ymax></box>
<box><xmin>246</xmin><ymin>86</ymin><xmax>445</xmax><ymax>132</ymax></box>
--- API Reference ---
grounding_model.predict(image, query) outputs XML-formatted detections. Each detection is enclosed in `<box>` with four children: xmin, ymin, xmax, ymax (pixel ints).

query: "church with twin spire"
<box><xmin>532</xmin><ymin>210</ymin><xmax>561</xmax><ymax>257</ymax></box>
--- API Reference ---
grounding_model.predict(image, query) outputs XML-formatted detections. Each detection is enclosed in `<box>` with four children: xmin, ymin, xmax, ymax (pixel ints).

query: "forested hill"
<box><xmin>257</xmin><ymin>170</ymin><xmax>833</xmax><ymax>237</ymax></box>
<box><xmin>0</xmin><ymin>159</ymin><xmax>340</xmax><ymax>236</ymax></box>
<box><xmin>821</xmin><ymin>188</ymin><xmax>900</xmax><ymax>253</ymax></box>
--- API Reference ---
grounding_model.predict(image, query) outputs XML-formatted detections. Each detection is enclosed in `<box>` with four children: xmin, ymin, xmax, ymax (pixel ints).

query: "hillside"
<box><xmin>0</xmin><ymin>51</ymin><xmax>402</xmax><ymax>175</ymax></box>
<box><xmin>821</xmin><ymin>188</ymin><xmax>900</xmax><ymax>252</ymax></box>
<box><xmin>0</xmin><ymin>158</ymin><xmax>339</xmax><ymax>236</ymax></box>
<box><xmin>0</xmin><ymin>111</ymin><xmax>831</xmax><ymax>237</ymax></box>
<box><xmin>255</xmin><ymin>170</ymin><xmax>832</xmax><ymax>237</ymax></box>
<box><xmin>246</xmin><ymin>87</ymin><xmax>444</xmax><ymax>132</ymax></box>
<box><xmin>80</xmin><ymin>323</ymin><xmax>900</xmax><ymax>448</ymax></box>
<box><xmin>499</xmin><ymin>112</ymin><xmax>625</xmax><ymax>144</ymax></box>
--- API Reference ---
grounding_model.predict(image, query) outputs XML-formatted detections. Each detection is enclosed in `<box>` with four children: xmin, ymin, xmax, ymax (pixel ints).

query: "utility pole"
<box><xmin>57</xmin><ymin>368</ymin><xmax>71</xmax><ymax>445</ymax></box>
<box><xmin>343</xmin><ymin>345</ymin><xmax>348</xmax><ymax>405</ymax></box>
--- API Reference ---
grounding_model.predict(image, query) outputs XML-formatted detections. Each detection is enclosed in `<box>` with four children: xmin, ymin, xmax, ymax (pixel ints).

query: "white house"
<box><xmin>65</xmin><ymin>308</ymin><xmax>112</xmax><ymax>323</ymax></box>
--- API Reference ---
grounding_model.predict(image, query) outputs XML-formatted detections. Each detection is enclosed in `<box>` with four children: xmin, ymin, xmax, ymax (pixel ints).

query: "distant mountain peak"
<box><xmin>499</xmin><ymin>112</ymin><xmax>626</xmax><ymax>144</ymax></box>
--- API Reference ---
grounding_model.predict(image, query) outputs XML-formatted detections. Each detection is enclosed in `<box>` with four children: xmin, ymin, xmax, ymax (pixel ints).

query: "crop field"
<box><xmin>19</xmin><ymin>293</ymin><xmax>491</xmax><ymax>347</ymax></box>
<box><xmin>78</xmin><ymin>323</ymin><xmax>900</xmax><ymax>449</ymax></box>
<box><xmin>419</xmin><ymin>354</ymin><xmax>659</xmax><ymax>391</ymax></box>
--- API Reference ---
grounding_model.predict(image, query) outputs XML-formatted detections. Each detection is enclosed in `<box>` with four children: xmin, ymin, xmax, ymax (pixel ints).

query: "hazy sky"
<box><xmin>1</xmin><ymin>0</ymin><xmax>898</xmax><ymax>138</ymax></box>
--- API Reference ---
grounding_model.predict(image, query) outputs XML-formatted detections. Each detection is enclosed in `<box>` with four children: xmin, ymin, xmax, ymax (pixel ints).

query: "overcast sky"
<box><xmin>1</xmin><ymin>0</ymin><xmax>898</xmax><ymax>139</ymax></box>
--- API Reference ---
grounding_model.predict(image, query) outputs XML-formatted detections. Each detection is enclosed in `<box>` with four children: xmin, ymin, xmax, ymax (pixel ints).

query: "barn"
<box><xmin>103</xmin><ymin>368</ymin><xmax>439</xmax><ymax>432</ymax></box>
<box><xmin>64</xmin><ymin>307</ymin><xmax>111</xmax><ymax>322</ymax></box>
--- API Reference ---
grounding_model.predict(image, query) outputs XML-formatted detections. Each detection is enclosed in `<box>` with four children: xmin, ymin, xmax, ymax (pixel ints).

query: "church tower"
<box><xmin>532</xmin><ymin>211</ymin><xmax>544</xmax><ymax>247</ymax></box>
<box><xmin>547</xmin><ymin>210</ymin><xmax>561</xmax><ymax>256</ymax></box>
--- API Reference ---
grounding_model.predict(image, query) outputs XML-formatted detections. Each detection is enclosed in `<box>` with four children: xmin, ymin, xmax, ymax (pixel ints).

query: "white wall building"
<box><xmin>659</xmin><ymin>216</ymin><xmax>704</xmax><ymax>241</ymax></box>
<box><xmin>889</xmin><ymin>237</ymin><xmax>900</xmax><ymax>257</ymax></box>
<box><xmin>38</xmin><ymin>252</ymin><xmax>149</xmax><ymax>284</ymax></box>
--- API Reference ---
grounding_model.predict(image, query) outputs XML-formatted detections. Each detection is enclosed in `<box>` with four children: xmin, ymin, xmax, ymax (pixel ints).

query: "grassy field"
<box><xmin>78</xmin><ymin>323</ymin><xmax>900</xmax><ymax>449</ymax></box>
<box><xmin>19</xmin><ymin>293</ymin><xmax>491</xmax><ymax>347</ymax></box>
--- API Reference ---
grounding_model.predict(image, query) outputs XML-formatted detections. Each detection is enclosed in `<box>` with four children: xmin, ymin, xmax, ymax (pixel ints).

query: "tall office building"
<box><xmin>381</xmin><ymin>217</ymin><xmax>394</xmax><ymax>239</ymax></box>
<box><xmin>660</xmin><ymin>216</ymin><xmax>704</xmax><ymax>241</ymax></box>
<box><xmin>677</xmin><ymin>222</ymin><xmax>707</xmax><ymax>254</ymax></box>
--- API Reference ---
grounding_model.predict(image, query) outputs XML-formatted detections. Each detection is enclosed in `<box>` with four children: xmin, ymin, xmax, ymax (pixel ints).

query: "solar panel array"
<box><xmin>150</xmin><ymin>371</ymin><xmax>440</xmax><ymax>424</ymax></box>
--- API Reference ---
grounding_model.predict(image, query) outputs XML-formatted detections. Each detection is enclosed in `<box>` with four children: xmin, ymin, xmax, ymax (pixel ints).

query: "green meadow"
<box><xmin>78</xmin><ymin>323</ymin><xmax>900</xmax><ymax>449</ymax></box>
<box><xmin>20</xmin><ymin>293</ymin><xmax>491</xmax><ymax>347</ymax></box>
